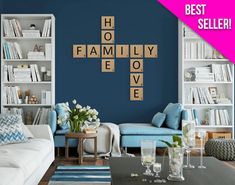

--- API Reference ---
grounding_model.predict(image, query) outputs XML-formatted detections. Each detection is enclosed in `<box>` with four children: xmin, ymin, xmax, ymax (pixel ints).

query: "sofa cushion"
<box><xmin>163</xmin><ymin>103</ymin><xmax>182</xmax><ymax>130</ymax></box>
<box><xmin>0</xmin><ymin>114</ymin><xmax>28</xmax><ymax>145</ymax></box>
<box><xmin>0</xmin><ymin>138</ymin><xmax>53</xmax><ymax>180</ymax></box>
<box><xmin>0</xmin><ymin>167</ymin><xmax>24</xmax><ymax>185</ymax></box>
<box><xmin>119</xmin><ymin>123</ymin><xmax>182</xmax><ymax>135</ymax></box>
<box><xmin>55</xmin><ymin>103</ymin><xmax>70</xmax><ymax>130</ymax></box>
<box><xmin>152</xmin><ymin>112</ymin><xmax>166</xmax><ymax>128</ymax></box>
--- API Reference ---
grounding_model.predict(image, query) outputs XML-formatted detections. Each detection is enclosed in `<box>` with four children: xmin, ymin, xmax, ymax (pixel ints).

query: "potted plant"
<box><xmin>58</xmin><ymin>99</ymin><xmax>100</xmax><ymax>133</ymax></box>
<box><xmin>160</xmin><ymin>135</ymin><xmax>185</xmax><ymax>182</ymax></box>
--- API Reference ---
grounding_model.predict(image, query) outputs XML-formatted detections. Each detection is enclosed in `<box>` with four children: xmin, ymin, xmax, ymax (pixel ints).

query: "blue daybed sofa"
<box><xmin>49</xmin><ymin>103</ymin><xmax>186</xmax><ymax>150</ymax></box>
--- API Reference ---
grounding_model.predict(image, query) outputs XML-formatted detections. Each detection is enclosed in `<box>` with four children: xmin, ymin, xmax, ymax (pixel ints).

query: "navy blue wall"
<box><xmin>0</xmin><ymin>0</ymin><xmax>178</xmax><ymax>123</ymax></box>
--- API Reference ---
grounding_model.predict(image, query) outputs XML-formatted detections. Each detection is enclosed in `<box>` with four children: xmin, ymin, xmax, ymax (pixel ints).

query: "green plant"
<box><xmin>160</xmin><ymin>135</ymin><xmax>182</xmax><ymax>148</ymax></box>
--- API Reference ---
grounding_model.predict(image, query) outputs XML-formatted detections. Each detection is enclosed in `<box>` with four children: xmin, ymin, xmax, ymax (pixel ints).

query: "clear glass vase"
<box><xmin>167</xmin><ymin>147</ymin><xmax>185</xmax><ymax>182</ymax></box>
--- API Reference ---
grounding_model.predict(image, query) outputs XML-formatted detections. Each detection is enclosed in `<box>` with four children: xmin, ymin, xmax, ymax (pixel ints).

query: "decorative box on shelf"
<box><xmin>208</xmin><ymin>132</ymin><xmax>232</xmax><ymax>139</ymax></box>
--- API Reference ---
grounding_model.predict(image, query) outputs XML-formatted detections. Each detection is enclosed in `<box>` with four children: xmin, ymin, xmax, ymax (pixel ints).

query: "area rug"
<box><xmin>49</xmin><ymin>166</ymin><xmax>111</xmax><ymax>185</ymax></box>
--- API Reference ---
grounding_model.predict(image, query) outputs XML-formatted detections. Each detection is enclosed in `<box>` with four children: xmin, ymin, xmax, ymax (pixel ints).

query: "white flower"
<box><xmin>65</xmin><ymin>102</ymin><xmax>69</xmax><ymax>106</ymax></box>
<box><xmin>96</xmin><ymin>118</ymin><xmax>100</xmax><ymax>122</ymax></box>
<box><xmin>88</xmin><ymin>109</ymin><xmax>93</xmax><ymax>114</ymax></box>
<box><xmin>88</xmin><ymin>117</ymin><xmax>93</xmax><ymax>122</ymax></box>
<box><xmin>93</xmin><ymin>115</ymin><xmax>97</xmax><ymax>119</ymax></box>
<box><xmin>86</xmin><ymin>106</ymin><xmax>91</xmax><ymax>110</ymax></box>
<box><xmin>76</xmin><ymin>104</ymin><xmax>82</xmax><ymax>109</ymax></box>
<box><xmin>93</xmin><ymin>109</ymin><xmax>98</xmax><ymax>115</ymax></box>
<box><xmin>72</xmin><ymin>99</ymin><xmax>77</xmax><ymax>105</ymax></box>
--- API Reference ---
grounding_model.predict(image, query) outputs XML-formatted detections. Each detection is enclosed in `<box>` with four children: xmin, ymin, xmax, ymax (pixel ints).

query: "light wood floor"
<box><xmin>39</xmin><ymin>148</ymin><xmax>235</xmax><ymax>185</ymax></box>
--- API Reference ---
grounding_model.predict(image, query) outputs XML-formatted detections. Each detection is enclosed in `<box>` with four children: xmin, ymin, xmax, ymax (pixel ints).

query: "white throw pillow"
<box><xmin>22</xmin><ymin>124</ymin><xmax>34</xmax><ymax>138</ymax></box>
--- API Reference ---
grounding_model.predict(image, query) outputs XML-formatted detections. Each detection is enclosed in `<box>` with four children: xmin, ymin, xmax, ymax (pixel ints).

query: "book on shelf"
<box><xmin>3</xmin><ymin>42</ymin><xmax>23</xmax><ymax>59</ymax></box>
<box><xmin>184</xmin><ymin>26</ymin><xmax>200</xmax><ymax>38</ymax></box>
<box><xmin>33</xmin><ymin>108</ymin><xmax>51</xmax><ymax>125</ymax></box>
<box><xmin>4</xmin><ymin>64</ymin><xmax>42</xmax><ymax>82</ymax></box>
<box><xmin>41</xmin><ymin>90</ymin><xmax>51</xmax><ymax>104</ymax></box>
<box><xmin>207</xmin><ymin>109</ymin><xmax>231</xmax><ymax>126</ymax></box>
<box><xmin>184</xmin><ymin>108</ymin><xmax>200</xmax><ymax>125</ymax></box>
<box><xmin>186</xmin><ymin>64</ymin><xmax>232</xmax><ymax>82</ymax></box>
<box><xmin>3</xmin><ymin>18</ymin><xmax>22</xmax><ymax>37</ymax></box>
<box><xmin>42</xmin><ymin>19</ymin><xmax>52</xmax><ymax>37</ymax></box>
<box><xmin>186</xmin><ymin>87</ymin><xmax>214</xmax><ymax>104</ymax></box>
<box><xmin>45</xmin><ymin>43</ymin><xmax>52</xmax><ymax>59</ymax></box>
<box><xmin>3</xmin><ymin>86</ymin><xmax>22</xmax><ymax>104</ymax></box>
<box><xmin>22</xmin><ymin>30</ymin><xmax>40</xmax><ymax>37</ymax></box>
<box><xmin>211</xmin><ymin>64</ymin><xmax>232</xmax><ymax>82</ymax></box>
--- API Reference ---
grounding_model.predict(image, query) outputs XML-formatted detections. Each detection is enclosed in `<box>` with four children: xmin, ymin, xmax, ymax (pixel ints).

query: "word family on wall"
<box><xmin>73</xmin><ymin>16</ymin><xmax>158</xmax><ymax>101</ymax></box>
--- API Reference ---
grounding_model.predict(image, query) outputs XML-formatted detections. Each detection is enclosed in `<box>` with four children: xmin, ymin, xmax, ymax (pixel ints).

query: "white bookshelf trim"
<box><xmin>1</xmin><ymin>14</ymin><xmax>55</xmax><ymax>125</ymax></box>
<box><xmin>178</xmin><ymin>21</ymin><xmax>234</xmax><ymax>138</ymax></box>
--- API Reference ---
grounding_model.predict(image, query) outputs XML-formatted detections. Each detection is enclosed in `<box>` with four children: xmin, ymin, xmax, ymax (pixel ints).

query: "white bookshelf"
<box><xmin>178</xmin><ymin>21</ymin><xmax>234</xmax><ymax>138</ymax></box>
<box><xmin>1</xmin><ymin>14</ymin><xmax>55</xmax><ymax>125</ymax></box>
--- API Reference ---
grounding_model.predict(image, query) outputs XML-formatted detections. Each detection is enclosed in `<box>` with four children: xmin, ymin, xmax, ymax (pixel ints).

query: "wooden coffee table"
<box><xmin>65</xmin><ymin>132</ymin><xmax>97</xmax><ymax>164</ymax></box>
<box><xmin>110</xmin><ymin>157</ymin><xmax>235</xmax><ymax>185</ymax></box>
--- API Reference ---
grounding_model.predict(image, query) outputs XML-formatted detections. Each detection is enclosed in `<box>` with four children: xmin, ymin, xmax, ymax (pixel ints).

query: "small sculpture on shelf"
<box><xmin>28</xmin><ymin>95</ymin><xmax>39</xmax><ymax>104</ymax></box>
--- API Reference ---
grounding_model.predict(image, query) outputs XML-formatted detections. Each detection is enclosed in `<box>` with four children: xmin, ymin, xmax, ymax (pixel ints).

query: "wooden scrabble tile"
<box><xmin>130</xmin><ymin>45</ymin><xmax>143</xmax><ymax>58</ymax></box>
<box><xmin>144</xmin><ymin>45</ymin><xmax>158</xmax><ymax>58</ymax></box>
<box><xmin>130</xmin><ymin>73</ymin><xmax>143</xmax><ymax>86</ymax></box>
<box><xmin>73</xmin><ymin>45</ymin><xmax>86</xmax><ymax>58</ymax></box>
<box><xmin>101</xmin><ymin>16</ymin><xmax>115</xmax><ymax>30</ymax></box>
<box><xmin>130</xmin><ymin>87</ymin><xmax>143</xmax><ymax>101</ymax></box>
<box><xmin>101</xmin><ymin>30</ymin><xmax>115</xmax><ymax>44</ymax></box>
<box><xmin>87</xmin><ymin>45</ymin><xmax>100</xmax><ymax>58</ymax></box>
<box><xmin>101</xmin><ymin>59</ymin><xmax>115</xmax><ymax>72</ymax></box>
<box><xmin>130</xmin><ymin>59</ymin><xmax>143</xmax><ymax>72</ymax></box>
<box><xmin>102</xmin><ymin>45</ymin><xmax>115</xmax><ymax>58</ymax></box>
<box><xmin>116</xmin><ymin>45</ymin><xmax>129</xmax><ymax>58</ymax></box>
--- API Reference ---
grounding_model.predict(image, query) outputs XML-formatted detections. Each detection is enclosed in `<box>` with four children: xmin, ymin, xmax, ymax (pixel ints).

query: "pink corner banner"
<box><xmin>158</xmin><ymin>0</ymin><xmax>235</xmax><ymax>64</ymax></box>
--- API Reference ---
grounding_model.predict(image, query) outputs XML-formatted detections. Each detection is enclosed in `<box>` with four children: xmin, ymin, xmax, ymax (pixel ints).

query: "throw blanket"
<box><xmin>83</xmin><ymin>122</ymin><xmax>121</xmax><ymax>157</ymax></box>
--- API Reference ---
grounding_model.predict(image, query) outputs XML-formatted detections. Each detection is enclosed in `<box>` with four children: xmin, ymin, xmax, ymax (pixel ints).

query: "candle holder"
<box><xmin>197</xmin><ymin>130</ymin><xmax>206</xmax><ymax>169</ymax></box>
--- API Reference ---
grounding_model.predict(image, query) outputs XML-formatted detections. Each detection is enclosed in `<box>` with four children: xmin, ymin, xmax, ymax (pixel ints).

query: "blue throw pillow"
<box><xmin>55</xmin><ymin>103</ymin><xmax>70</xmax><ymax>130</ymax></box>
<box><xmin>152</xmin><ymin>112</ymin><xmax>166</xmax><ymax>128</ymax></box>
<box><xmin>0</xmin><ymin>114</ymin><xmax>28</xmax><ymax>145</ymax></box>
<box><xmin>163</xmin><ymin>103</ymin><xmax>182</xmax><ymax>130</ymax></box>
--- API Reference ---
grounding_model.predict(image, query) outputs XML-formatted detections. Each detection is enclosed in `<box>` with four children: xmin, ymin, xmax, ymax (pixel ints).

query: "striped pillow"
<box><xmin>0</xmin><ymin>114</ymin><xmax>28</xmax><ymax>146</ymax></box>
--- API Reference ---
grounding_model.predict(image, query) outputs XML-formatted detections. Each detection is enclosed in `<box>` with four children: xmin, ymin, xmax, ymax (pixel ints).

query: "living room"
<box><xmin>0</xmin><ymin>0</ymin><xmax>235</xmax><ymax>185</ymax></box>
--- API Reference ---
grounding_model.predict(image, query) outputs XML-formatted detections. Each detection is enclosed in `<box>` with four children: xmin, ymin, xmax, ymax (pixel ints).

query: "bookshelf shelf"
<box><xmin>184</xmin><ymin>81</ymin><xmax>233</xmax><ymax>84</ymax></box>
<box><xmin>2</xmin><ymin>59</ymin><xmax>51</xmax><ymax>62</ymax></box>
<box><xmin>2</xmin><ymin>104</ymin><xmax>52</xmax><ymax>107</ymax></box>
<box><xmin>179</xmin><ymin>22</ymin><xmax>234</xmax><ymax>139</ymax></box>
<box><xmin>3</xmin><ymin>37</ymin><xmax>52</xmax><ymax>40</ymax></box>
<box><xmin>195</xmin><ymin>125</ymin><xmax>233</xmax><ymax>128</ymax></box>
<box><xmin>184</xmin><ymin>104</ymin><xmax>233</xmax><ymax>107</ymax></box>
<box><xmin>184</xmin><ymin>59</ymin><xmax>229</xmax><ymax>62</ymax></box>
<box><xmin>3</xmin><ymin>82</ymin><xmax>52</xmax><ymax>84</ymax></box>
<box><xmin>1</xmin><ymin>14</ymin><xmax>55</xmax><ymax>125</ymax></box>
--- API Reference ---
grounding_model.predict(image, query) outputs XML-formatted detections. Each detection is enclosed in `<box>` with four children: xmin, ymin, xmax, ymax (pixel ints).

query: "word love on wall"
<box><xmin>73</xmin><ymin>16</ymin><xmax>158</xmax><ymax>101</ymax></box>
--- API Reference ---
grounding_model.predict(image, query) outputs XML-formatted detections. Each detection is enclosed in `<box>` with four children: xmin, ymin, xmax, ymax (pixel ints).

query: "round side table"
<box><xmin>65</xmin><ymin>132</ymin><xmax>97</xmax><ymax>164</ymax></box>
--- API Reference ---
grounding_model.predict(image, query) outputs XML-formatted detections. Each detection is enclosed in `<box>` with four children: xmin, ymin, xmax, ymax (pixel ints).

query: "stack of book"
<box><xmin>3</xmin><ymin>19</ymin><xmax>22</xmax><ymax>37</ymax></box>
<box><xmin>33</xmin><ymin>108</ymin><xmax>51</xmax><ymax>125</ymax></box>
<box><xmin>3</xmin><ymin>86</ymin><xmax>22</xmax><ymax>104</ymax></box>
<box><xmin>27</xmin><ymin>51</ymin><xmax>45</xmax><ymax>59</ymax></box>
<box><xmin>184</xmin><ymin>108</ymin><xmax>200</xmax><ymax>125</ymax></box>
<box><xmin>211</xmin><ymin>64</ymin><xmax>232</xmax><ymax>82</ymax></box>
<box><xmin>42</xmin><ymin>19</ymin><xmax>51</xmax><ymax>37</ymax></box>
<box><xmin>41</xmin><ymin>90</ymin><xmax>51</xmax><ymax>104</ymax></box>
<box><xmin>188</xmin><ymin>67</ymin><xmax>214</xmax><ymax>82</ymax></box>
<box><xmin>2</xmin><ymin>107</ymin><xmax>23</xmax><ymax>115</ymax></box>
<box><xmin>216</xmin><ymin>98</ymin><xmax>232</xmax><ymax>104</ymax></box>
<box><xmin>3</xmin><ymin>64</ymin><xmax>41</xmax><ymax>82</ymax></box>
<box><xmin>14</xmin><ymin>68</ymin><xmax>31</xmax><ymax>82</ymax></box>
<box><xmin>3</xmin><ymin>42</ymin><xmax>23</xmax><ymax>59</ymax></box>
<box><xmin>45</xmin><ymin>43</ymin><xmax>52</xmax><ymax>59</ymax></box>
<box><xmin>207</xmin><ymin>109</ymin><xmax>231</xmax><ymax>126</ymax></box>
<box><xmin>22</xmin><ymin>30</ymin><xmax>40</xmax><ymax>37</ymax></box>
<box><xmin>187</xmin><ymin>87</ymin><xmax>214</xmax><ymax>104</ymax></box>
